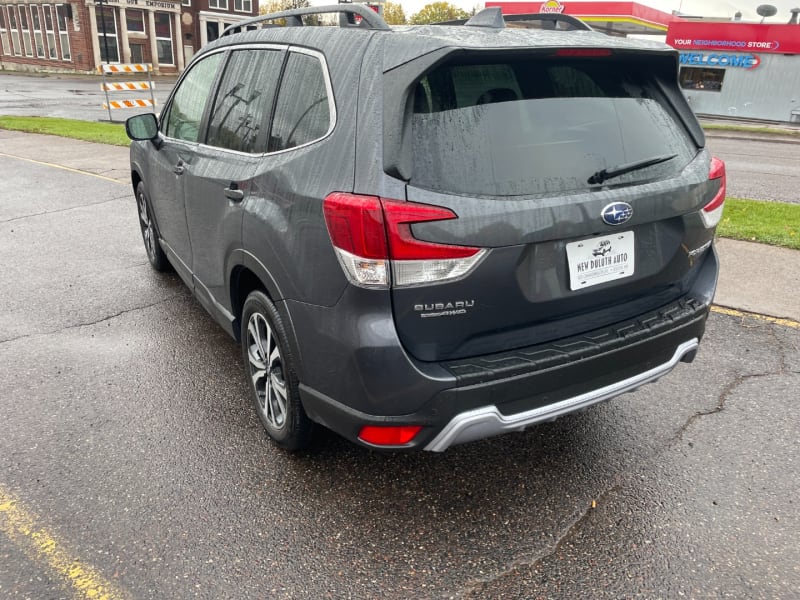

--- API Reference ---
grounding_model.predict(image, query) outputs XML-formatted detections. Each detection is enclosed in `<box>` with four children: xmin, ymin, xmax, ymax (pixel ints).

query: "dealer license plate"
<box><xmin>566</xmin><ymin>232</ymin><xmax>635</xmax><ymax>291</ymax></box>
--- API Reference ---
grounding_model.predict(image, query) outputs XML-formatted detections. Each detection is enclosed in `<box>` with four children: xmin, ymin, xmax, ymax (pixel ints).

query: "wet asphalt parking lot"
<box><xmin>1</xmin><ymin>76</ymin><xmax>800</xmax><ymax>599</ymax></box>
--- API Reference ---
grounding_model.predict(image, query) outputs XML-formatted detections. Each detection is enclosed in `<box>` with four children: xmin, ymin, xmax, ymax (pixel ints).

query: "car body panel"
<box><xmin>127</xmin><ymin>10</ymin><xmax>723</xmax><ymax>450</ymax></box>
<box><xmin>145</xmin><ymin>137</ymin><xmax>196</xmax><ymax>285</ymax></box>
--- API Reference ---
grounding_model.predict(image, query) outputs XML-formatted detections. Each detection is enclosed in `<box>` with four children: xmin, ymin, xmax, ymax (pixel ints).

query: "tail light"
<box><xmin>701</xmin><ymin>156</ymin><xmax>726</xmax><ymax>228</ymax></box>
<box><xmin>323</xmin><ymin>193</ymin><xmax>486</xmax><ymax>288</ymax></box>
<box><xmin>358</xmin><ymin>425</ymin><xmax>423</xmax><ymax>446</ymax></box>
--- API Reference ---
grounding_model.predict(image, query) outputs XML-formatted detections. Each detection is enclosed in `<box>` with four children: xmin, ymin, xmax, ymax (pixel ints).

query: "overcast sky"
<box><xmin>356</xmin><ymin>0</ymin><xmax>800</xmax><ymax>23</ymax></box>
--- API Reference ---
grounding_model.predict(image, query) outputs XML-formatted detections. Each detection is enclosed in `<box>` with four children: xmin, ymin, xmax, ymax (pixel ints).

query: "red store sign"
<box><xmin>667</xmin><ymin>21</ymin><xmax>800</xmax><ymax>55</ymax></box>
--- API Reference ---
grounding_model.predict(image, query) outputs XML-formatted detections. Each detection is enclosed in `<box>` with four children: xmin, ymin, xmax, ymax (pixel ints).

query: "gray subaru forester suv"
<box><xmin>125</xmin><ymin>5</ymin><xmax>726</xmax><ymax>452</ymax></box>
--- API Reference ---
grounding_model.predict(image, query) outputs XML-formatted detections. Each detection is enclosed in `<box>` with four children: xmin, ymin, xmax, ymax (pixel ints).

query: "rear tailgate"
<box><xmin>385</xmin><ymin>49</ymin><xmax>719</xmax><ymax>361</ymax></box>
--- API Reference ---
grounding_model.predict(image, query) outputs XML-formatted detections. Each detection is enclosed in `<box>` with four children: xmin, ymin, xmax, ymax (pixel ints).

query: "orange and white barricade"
<box><xmin>98</xmin><ymin>63</ymin><xmax>156</xmax><ymax>121</ymax></box>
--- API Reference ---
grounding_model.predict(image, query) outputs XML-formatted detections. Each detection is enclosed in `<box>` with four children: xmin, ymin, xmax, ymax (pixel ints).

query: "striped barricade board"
<box><xmin>98</xmin><ymin>64</ymin><xmax>156</xmax><ymax>118</ymax></box>
<box><xmin>99</xmin><ymin>63</ymin><xmax>152</xmax><ymax>74</ymax></box>
<box><xmin>103</xmin><ymin>99</ymin><xmax>157</xmax><ymax>110</ymax></box>
<box><xmin>101</xmin><ymin>81</ymin><xmax>154</xmax><ymax>92</ymax></box>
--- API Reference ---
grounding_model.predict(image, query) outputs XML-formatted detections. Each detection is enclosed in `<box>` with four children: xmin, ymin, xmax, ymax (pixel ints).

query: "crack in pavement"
<box><xmin>458</xmin><ymin>480</ymin><xmax>624</xmax><ymax>599</ymax></box>
<box><xmin>0</xmin><ymin>195</ymin><xmax>130</xmax><ymax>224</ymax></box>
<box><xmin>767</xmin><ymin>325</ymin><xmax>791</xmax><ymax>375</ymax></box>
<box><xmin>0</xmin><ymin>294</ymin><xmax>186</xmax><ymax>346</ymax></box>
<box><xmin>452</xmin><ymin>315</ymin><xmax>795</xmax><ymax>598</ymax></box>
<box><xmin>673</xmin><ymin>320</ymin><xmax>791</xmax><ymax>443</ymax></box>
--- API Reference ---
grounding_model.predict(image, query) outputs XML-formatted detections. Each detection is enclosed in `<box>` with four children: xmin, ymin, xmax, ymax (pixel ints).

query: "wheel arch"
<box><xmin>230</xmin><ymin>255</ymin><xmax>307</xmax><ymax>384</ymax></box>
<box><xmin>131</xmin><ymin>169</ymin><xmax>143</xmax><ymax>195</ymax></box>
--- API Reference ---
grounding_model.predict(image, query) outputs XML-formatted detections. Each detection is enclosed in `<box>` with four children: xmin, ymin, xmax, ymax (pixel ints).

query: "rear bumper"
<box><xmin>425</xmin><ymin>338</ymin><xmax>697</xmax><ymax>451</ymax></box>
<box><xmin>298</xmin><ymin>296</ymin><xmax>710</xmax><ymax>451</ymax></box>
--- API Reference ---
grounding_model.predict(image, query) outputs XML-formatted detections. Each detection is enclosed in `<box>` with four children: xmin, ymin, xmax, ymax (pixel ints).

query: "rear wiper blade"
<box><xmin>587</xmin><ymin>154</ymin><xmax>677</xmax><ymax>185</ymax></box>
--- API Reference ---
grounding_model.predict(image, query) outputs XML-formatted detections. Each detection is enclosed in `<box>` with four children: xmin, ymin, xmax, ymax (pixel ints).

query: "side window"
<box><xmin>268</xmin><ymin>52</ymin><xmax>331</xmax><ymax>152</ymax></box>
<box><xmin>163</xmin><ymin>53</ymin><xmax>223</xmax><ymax>142</ymax></box>
<box><xmin>206</xmin><ymin>48</ymin><xmax>282</xmax><ymax>153</ymax></box>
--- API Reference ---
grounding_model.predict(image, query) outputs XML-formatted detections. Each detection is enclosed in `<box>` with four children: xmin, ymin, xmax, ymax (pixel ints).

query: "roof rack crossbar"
<box><xmin>433</xmin><ymin>10</ymin><xmax>593</xmax><ymax>32</ymax></box>
<box><xmin>221</xmin><ymin>4</ymin><xmax>390</xmax><ymax>36</ymax></box>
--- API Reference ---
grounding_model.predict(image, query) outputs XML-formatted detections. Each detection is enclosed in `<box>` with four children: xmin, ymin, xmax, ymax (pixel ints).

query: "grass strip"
<box><xmin>703</xmin><ymin>124</ymin><xmax>800</xmax><ymax>137</ymax></box>
<box><xmin>718</xmin><ymin>198</ymin><xmax>800</xmax><ymax>250</ymax></box>
<box><xmin>0</xmin><ymin>115</ymin><xmax>129</xmax><ymax>146</ymax></box>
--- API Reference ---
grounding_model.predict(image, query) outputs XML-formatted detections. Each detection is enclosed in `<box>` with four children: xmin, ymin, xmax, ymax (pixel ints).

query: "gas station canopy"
<box><xmin>487</xmin><ymin>1</ymin><xmax>681</xmax><ymax>36</ymax></box>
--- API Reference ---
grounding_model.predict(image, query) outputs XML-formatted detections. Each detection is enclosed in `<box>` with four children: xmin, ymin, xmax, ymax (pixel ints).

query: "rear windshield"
<box><xmin>408</xmin><ymin>55</ymin><xmax>697</xmax><ymax>196</ymax></box>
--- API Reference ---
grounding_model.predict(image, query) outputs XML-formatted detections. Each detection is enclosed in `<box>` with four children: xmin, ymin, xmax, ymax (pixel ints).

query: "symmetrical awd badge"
<box><xmin>601</xmin><ymin>202</ymin><xmax>634</xmax><ymax>226</ymax></box>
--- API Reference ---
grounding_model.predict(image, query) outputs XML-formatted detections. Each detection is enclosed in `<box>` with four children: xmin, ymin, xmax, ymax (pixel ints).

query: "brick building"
<box><xmin>0</xmin><ymin>0</ymin><xmax>257</xmax><ymax>73</ymax></box>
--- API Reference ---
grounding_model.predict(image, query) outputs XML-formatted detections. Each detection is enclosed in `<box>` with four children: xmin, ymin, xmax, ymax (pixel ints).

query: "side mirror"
<box><xmin>126</xmin><ymin>113</ymin><xmax>160</xmax><ymax>145</ymax></box>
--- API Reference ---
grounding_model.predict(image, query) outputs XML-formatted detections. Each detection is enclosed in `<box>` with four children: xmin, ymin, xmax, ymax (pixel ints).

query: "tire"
<box><xmin>136</xmin><ymin>181</ymin><xmax>170</xmax><ymax>272</ymax></box>
<box><xmin>241</xmin><ymin>291</ymin><xmax>314</xmax><ymax>451</ymax></box>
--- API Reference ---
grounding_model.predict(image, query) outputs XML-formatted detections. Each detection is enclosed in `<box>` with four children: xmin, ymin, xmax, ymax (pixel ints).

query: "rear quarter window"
<box><xmin>408</xmin><ymin>55</ymin><xmax>697</xmax><ymax>197</ymax></box>
<box><xmin>268</xmin><ymin>51</ymin><xmax>332</xmax><ymax>152</ymax></box>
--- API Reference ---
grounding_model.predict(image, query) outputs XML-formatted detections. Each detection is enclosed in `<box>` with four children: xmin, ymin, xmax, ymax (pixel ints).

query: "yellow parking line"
<box><xmin>0</xmin><ymin>486</ymin><xmax>127</xmax><ymax>600</ymax></box>
<box><xmin>712</xmin><ymin>305</ymin><xmax>800</xmax><ymax>329</ymax></box>
<box><xmin>0</xmin><ymin>151</ymin><xmax>125</xmax><ymax>185</ymax></box>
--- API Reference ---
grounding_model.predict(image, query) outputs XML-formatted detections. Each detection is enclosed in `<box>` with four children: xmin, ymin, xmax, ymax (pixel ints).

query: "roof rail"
<box><xmin>505</xmin><ymin>13</ymin><xmax>593</xmax><ymax>31</ymax></box>
<box><xmin>434</xmin><ymin>8</ymin><xmax>593</xmax><ymax>32</ymax></box>
<box><xmin>221</xmin><ymin>4</ymin><xmax>390</xmax><ymax>36</ymax></box>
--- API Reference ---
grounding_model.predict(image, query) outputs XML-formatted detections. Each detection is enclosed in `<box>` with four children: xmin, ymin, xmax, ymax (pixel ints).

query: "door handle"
<box><xmin>174</xmin><ymin>160</ymin><xmax>185</xmax><ymax>175</ymax></box>
<box><xmin>224</xmin><ymin>184</ymin><xmax>245</xmax><ymax>202</ymax></box>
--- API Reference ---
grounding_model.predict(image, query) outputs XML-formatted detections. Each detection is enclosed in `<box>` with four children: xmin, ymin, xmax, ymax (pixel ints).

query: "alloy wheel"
<box><xmin>137</xmin><ymin>190</ymin><xmax>157</xmax><ymax>262</ymax></box>
<box><xmin>246</xmin><ymin>312</ymin><xmax>287</xmax><ymax>431</ymax></box>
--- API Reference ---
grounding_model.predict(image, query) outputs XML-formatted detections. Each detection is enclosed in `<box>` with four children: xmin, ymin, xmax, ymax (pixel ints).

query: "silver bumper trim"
<box><xmin>424</xmin><ymin>338</ymin><xmax>699</xmax><ymax>452</ymax></box>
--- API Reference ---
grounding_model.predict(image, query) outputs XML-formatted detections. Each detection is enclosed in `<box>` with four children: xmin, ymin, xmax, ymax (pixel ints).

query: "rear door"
<box><xmin>184</xmin><ymin>46</ymin><xmax>285</xmax><ymax>314</ymax></box>
<box><xmin>387</xmin><ymin>50</ymin><xmax>713</xmax><ymax>361</ymax></box>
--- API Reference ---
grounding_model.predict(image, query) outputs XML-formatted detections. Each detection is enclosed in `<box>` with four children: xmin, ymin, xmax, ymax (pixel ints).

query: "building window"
<box><xmin>31</xmin><ymin>6</ymin><xmax>46</xmax><ymax>58</ymax></box>
<box><xmin>0</xmin><ymin>8</ymin><xmax>10</xmax><ymax>56</ymax></box>
<box><xmin>96</xmin><ymin>6</ymin><xmax>119</xmax><ymax>63</ymax></box>
<box><xmin>154</xmin><ymin>12</ymin><xmax>173</xmax><ymax>65</ymax></box>
<box><xmin>126</xmin><ymin>9</ymin><xmax>144</xmax><ymax>33</ymax></box>
<box><xmin>130</xmin><ymin>42</ymin><xmax>143</xmax><ymax>63</ymax></box>
<box><xmin>19</xmin><ymin>5</ymin><xmax>33</xmax><ymax>56</ymax></box>
<box><xmin>182</xmin><ymin>0</ymin><xmax>191</xmax><ymax>6</ymax></box>
<box><xmin>233</xmin><ymin>0</ymin><xmax>252</xmax><ymax>13</ymax></box>
<box><xmin>206</xmin><ymin>21</ymin><xmax>219</xmax><ymax>43</ymax></box>
<box><xmin>8</xmin><ymin>6</ymin><xmax>20</xmax><ymax>56</ymax></box>
<box><xmin>55</xmin><ymin>4</ymin><xmax>71</xmax><ymax>60</ymax></box>
<box><xmin>208</xmin><ymin>0</ymin><xmax>229</xmax><ymax>10</ymax></box>
<box><xmin>680</xmin><ymin>67</ymin><xmax>725</xmax><ymax>92</ymax></box>
<box><xmin>43</xmin><ymin>5</ymin><xmax>57</xmax><ymax>59</ymax></box>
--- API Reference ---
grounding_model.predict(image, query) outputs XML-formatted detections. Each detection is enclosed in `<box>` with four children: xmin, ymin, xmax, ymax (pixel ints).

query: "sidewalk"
<box><xmin>699</xmin><ymin>116</ymin><xmax>800</xmax><ymax>145</ymax></box>
<box><xmin>0</xmin><ymin>128</ymin><xmax>131</xmax><ymax>184</ymax></box>
<box><xmin>1</xmin><ymin>129</ymin><xmax>798</xmax><ymax>323</ymax></box>
<box><xmin>714</xmin><ymin>238</ymin><xmax>800</xmax><ymax>322</ymax></box>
